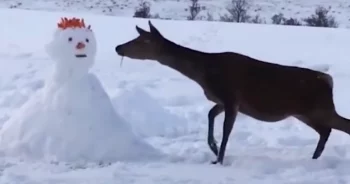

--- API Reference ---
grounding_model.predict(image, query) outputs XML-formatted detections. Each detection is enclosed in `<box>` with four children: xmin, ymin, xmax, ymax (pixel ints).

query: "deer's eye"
<box><xmin>85</xmin><ymin>38</ymin><xmax>89</xmax><ymax>43</ymax></box>
<box><xmin>68</xmin><ymin>37</ymin><xmax>73</xmax><ymax>42</ymax></box>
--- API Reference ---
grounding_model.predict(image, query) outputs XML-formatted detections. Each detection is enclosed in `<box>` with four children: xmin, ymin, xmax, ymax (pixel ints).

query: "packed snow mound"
<box><xmin>112</xmin><ymin>87</ymin><xmax>188</xmax><ymax>138</ymax></box>
<box><xmin>0</xmin><ymin>74</ymin><xmax>162</xmax><ymax>163</ymax></box>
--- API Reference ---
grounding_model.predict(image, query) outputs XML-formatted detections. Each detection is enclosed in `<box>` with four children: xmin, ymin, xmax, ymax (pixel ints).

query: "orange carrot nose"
<box><xmin>76</xmin><ymin>42</ymin><xmax>85</xmax><ymax>50</ymax></box>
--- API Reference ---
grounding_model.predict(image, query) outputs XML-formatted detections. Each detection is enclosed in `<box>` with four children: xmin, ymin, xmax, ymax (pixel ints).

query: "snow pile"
<box><xmin>0</xmin><ymin>17</ymin><xmax>161</xmax><ymax>163</ymax></box>
<box><xmin>112</xmin><ymin>86</ymin><xmax>189</xmax><ymax>138</ymax></box>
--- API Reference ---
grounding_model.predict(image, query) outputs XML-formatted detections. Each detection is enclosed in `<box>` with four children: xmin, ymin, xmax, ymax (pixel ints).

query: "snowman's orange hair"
<box><xmin>57</xmin><ymin>17</ymin><xmax>92</xmax><ymax>30</ymax></box>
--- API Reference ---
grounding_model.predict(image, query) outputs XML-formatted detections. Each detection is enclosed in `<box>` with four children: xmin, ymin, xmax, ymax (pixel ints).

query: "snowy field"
<box><xmin>2</xmin><ymin>7</ymin><xmax>350</xmax><ymax>183</ymax></box>
<box><xmin>1</xmin><ymin>0</ymin><xmax>350</xmax><ymax>28</ymax></box>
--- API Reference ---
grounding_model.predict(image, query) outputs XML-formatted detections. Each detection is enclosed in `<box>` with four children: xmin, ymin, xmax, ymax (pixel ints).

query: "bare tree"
<box><xmin>271</xmin><ymin>13</ymin><xmax>285</xmax><ymax>24</ymax></box>
<box><xmin>187</xmin><ymin>0</ymin><xmax>201</xmax><ymax>20</ymax></box>
<box><xmin>133</xmin><ymin>1</ymin><xmax>151</xmax><ymax>18</ymax></box>
<box><xmin>206</xmin><ymin>12</ymin><xmax>214</xmax><ymax>21</ymax></box>
<box><xmin>220</xmin><ymin>0</ymin><xmax>251</xmax><ymax>22</ymax></box>
<box><xmin>271</xmin><ymin>13</ymin><xmax>302</xmax><ymax>26</ymax></box>
<box><xmin>284</xmin><ymin>18</ymin><xmax>302</xmax><ymax>26</ymax></box>
<box><xmin>303</xmin><ymin>6</ymin><xmax>338</xmax><ymax>28</ymax></box>
<box><xmin>250</xmin><ymin>14</ymin><xmax>265</xmax><ymax>24</ymax></box>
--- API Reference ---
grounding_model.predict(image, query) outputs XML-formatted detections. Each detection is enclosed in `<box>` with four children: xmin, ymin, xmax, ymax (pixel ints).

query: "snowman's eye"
<box><xmin>85</xmin><ymin>38</ymin><xmax>89</xmax><ymax>43</ymax></box>
<box><xmin>68</xmin><ymin>37</ymin><xmax>72</xmax><ymax>42</ymax></box>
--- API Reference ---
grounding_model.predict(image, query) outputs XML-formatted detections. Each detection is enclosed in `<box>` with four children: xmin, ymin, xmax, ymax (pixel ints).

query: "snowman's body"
<box><xmin>0</xmin><ymin>18</ymin><xmax>160</xmax><ymax>163</ymax></box>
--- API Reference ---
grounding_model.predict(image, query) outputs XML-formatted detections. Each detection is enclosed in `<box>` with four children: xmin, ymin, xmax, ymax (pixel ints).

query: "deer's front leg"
<box><xmin>207</xmin><ymin>104</ymin><xmax>224</xmax><ymax>156</ymax></box>
<box><xmin>211</xmin><ymin>103</ymin><xmax>238</xmax><ymax>165</ymax></box>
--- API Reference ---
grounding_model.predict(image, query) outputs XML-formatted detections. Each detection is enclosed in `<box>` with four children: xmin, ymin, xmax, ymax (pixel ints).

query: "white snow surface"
<box><xmin>112</xmin><ymin>86</ymin><xmax>189</xmax><ymax>138</ymax></box>
<box><xmin>1</xmin><ymin>8</ymin><xmax>350</xmax><ymax>183</ymax></box>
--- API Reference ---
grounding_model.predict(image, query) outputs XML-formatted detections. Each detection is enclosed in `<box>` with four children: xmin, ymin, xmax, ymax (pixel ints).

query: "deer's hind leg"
<box><xmin>296</xmin><ymin>116</ymin><xmax>332</xmax><ymax>159</ymax></box>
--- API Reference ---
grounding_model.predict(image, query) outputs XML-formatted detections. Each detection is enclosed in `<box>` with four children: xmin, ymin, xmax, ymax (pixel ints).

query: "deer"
<box><xmin>115</xmin><ymin>20</ymin><xmax>350</xmax><ymax>165</ymax></box>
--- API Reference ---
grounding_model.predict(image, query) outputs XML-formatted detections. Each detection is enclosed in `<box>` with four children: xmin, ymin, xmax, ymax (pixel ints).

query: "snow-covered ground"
<box><xmin>2</xmin><ymin>8</ymin><xmax>350</xmax><ymax>183</ymax></box>
<box><xmin>1</xmin><ymin>0</ymin><xmax>350</xmax><ymax>28</ymax></box>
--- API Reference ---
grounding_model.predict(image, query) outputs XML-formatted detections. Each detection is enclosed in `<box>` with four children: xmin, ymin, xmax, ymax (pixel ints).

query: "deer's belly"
<box><xmin>238</xmin><ymin>90</ymin><xmax>304</xmax><ymax>122</ymax></box>
<box><xmin>238</xmin><ymin>101</ymin><xmax>292</xmax><ymax>122</ymax></box>
<box><xmin>204</xmin><ymin>90</ymin><xmax>222</xmax><ymax>104</ymax></box>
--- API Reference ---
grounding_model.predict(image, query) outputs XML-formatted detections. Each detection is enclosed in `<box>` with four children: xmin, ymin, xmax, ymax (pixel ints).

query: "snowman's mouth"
<box><xmin>75</xmin><ymin>54</ymin><xmax>87</xmax><ymax>58</ymax></box>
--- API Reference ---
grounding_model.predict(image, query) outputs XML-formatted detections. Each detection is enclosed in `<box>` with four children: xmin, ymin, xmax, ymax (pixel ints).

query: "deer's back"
<box><xmin>204</xmin><ymin>52</ymin><xmax>334</xmax><ymax>116</ymax></box>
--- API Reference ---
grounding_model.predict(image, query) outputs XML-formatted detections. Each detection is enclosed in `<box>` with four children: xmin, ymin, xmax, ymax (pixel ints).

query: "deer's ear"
<box><xmin>135</xmin><ymin>25</ymin><xmax>150</xmax><ymax>36</ymax></box>
<box><xmin>148</xmin><ymin>21</ymin><xmax>163</xmax><ymax>37</ymax></box>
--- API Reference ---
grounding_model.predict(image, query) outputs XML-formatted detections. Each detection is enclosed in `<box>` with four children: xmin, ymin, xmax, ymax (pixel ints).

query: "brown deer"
<box><xmin>115</xmin><ymin>20</ymin><xmax>350</xmax><ymax>165</ymax></box>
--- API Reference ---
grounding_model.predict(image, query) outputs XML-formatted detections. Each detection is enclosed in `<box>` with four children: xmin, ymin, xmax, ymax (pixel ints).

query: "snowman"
<box><xmin>0</xmin><ymin>17</ymin><xmax>161</xmax><ymax>164</ymax></box>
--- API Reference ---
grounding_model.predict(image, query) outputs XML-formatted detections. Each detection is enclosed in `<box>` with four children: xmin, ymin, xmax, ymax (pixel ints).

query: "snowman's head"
<box><xmin>46</xmin><ymin>17</ymin><xmax>97</xmax><ymax>73</ymax></box>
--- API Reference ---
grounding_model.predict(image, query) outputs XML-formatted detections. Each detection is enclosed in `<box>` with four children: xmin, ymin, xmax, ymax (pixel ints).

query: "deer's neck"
<box><xmin>155</xmin><ymin>41</ymin><xmax>207</xmax><ymax>83</ymax></box>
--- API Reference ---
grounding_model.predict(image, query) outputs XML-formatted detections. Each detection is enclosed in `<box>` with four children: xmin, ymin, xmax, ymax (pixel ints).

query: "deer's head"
<box><xmin>115</xmin><ymin>21</ymin><xmax>165</xmax><ymax>60</ymax></box>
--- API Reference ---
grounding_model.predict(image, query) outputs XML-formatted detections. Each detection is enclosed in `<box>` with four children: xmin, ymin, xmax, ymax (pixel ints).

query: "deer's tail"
<box><xmin>330</xmin><ymin>112</ymin><xmax>350</xmax><ymax>135</ymax></box>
